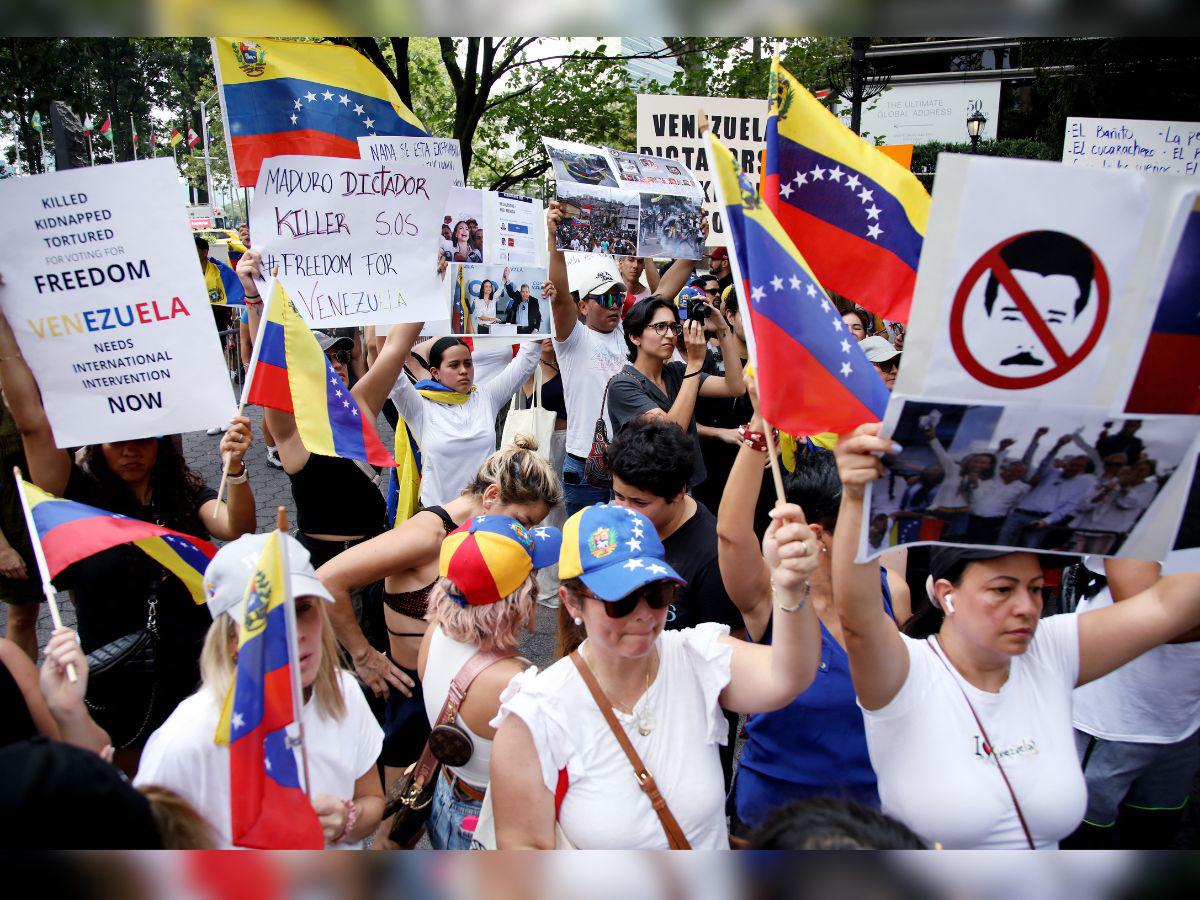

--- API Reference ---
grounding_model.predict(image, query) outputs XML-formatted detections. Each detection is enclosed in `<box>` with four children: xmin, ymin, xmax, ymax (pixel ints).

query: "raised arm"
<box><xmin>350</xmin><ymin>322</ymin><xmax>423</xmax><ymax>419</ymax></box>
<box><xmin>698</xmin><ymin>315</ymin><xmax>745</xmax><ymax>399</ymax></box>
<box><xmin>0</xmin><ymin>306</ymin><xmax>70</xmax><ymax>495</ymax></box>
<box><xmin>717</xmin><ymin>503</ymin><xmax>822</xmax><ymax>714</ymax></box>
<box><xmin>716</xmin><ymin>414</ymin><xmax>773</xmax><ymax>641</ymax></box>
<box><xmin>643</xmin><ymin>256</ymin><xmax>661</xmax><ymax>293</ymax></box>
<box><xmin>544</xmin><ymin>203</ymin><xmax>576</xmax><ymax>342</ymax></box>
<box><xmin>1076</xmin><ymin>564</ymin><xmax>1200</xmax><ymax>686</ymax></box>
<box><xmin>1069</xmin><ymin>428</ymin><xmax>1104</xmax><ymax>472</ymax></box>
<box><xmin>482</xmin><ymin>341</ymin><xmax>542</xmax><ymax>414</ymax></box>
<box><xmin>832</xmin><ymin>423</ymin><xmax>911</xmax><ymax>710</ymax></box>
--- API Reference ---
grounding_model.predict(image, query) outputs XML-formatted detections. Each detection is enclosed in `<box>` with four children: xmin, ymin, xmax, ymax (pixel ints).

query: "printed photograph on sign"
<box><xmin>638</xmin><ymin>193</ymin><xmax>706</xmax><ymax>259</ymax></box>
<box><xmin>864</xmin><ymin>398</ymin><xmax>1197</xmax><ymax>560</ymax></box>
<box><xmin>446</xmin><ymin>263</ymin><xmax>550</xmax><ymax>336</ymax></box>
<box><xmin>608</xmin><ymin>148</ymin><xmax>701</xmax><ymax>196</ymax></box>
<box><xmin>1124</xmin><ymin>195</ymin><xmax>1200</xmax><ymax>414</ymax></box>
<box><xmin>441</xmin><ymin>186</ymin><xmax>485</xmax><ymax>263</ymax></box>
<box><xmin>555</xmin><ymin>184</ymin><xmax>639</xmax><ymax>256</ymax></box>
<box><xmin>544</xmin><ymin>137</ymin><xmax>620</xmax><ymax>188</ymax></box>
<box><xmin>950</xmin><ymin>230</ymin><xmax>1109</xmax><ymax>390</ymax></box>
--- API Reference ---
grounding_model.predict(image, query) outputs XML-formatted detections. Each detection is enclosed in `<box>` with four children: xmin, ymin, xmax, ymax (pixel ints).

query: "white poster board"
<box><xmin>637</xmin><ymin>93</ymin><xmax>769</xmax><ymax>247</ymax></box>
<box><xmin>441</xmin><ymin>187</ymin><xmax>545</xmax><ymax>267</ymax></box>
<box><xmin>0</xmin><ymin>158</ymin><xmax>237</xmax><ymax>446</ymax></box>
<box><xmin>251</xmin><ymin>155</ymin><xmax>453</xmax><ymax>327</ymax></box>
<box><xmin>358</xmin><ymin>136</ymin><xmax>466</xmax><ymax>186</ymax></box>
<box><xmin>835</xmin><ymin>81</ymin><xmax>1001</xmax><ymax>145</ymax></box>
<box><xmin>1062</xmin><ymin>116</ymin><xmax>1200</xmax><ymax>177</ymax></box>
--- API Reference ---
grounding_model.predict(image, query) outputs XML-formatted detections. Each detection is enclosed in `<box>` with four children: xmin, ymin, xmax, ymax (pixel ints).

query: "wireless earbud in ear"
<box><xmin>943</xmin><ymin>593</ymin><xmax>955</xmax><ymax>614</ymax></box>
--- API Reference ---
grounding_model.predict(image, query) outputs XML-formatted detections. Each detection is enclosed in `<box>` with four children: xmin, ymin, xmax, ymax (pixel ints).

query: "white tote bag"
<box><xmin>500</xmin><ymin>364</ymin><xmax>557</xmax><ymax>461</ymax></box>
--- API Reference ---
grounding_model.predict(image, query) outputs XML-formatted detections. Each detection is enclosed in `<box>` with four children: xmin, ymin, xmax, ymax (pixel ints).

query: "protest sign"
<box><xmin>0</xmin><ymin>158</ymin><xmax>236</xmax><ymax>446</ymax></box>
<box><xmin>637</xmin><ymin>94</ymin><xmax>769</xmax><ymax>246</ymax></box>
<box><xmin>251</xmin><ymin>155</ymin><xmax>453</xmax><ymax>328</ymax></box>
<box><xmin>543</xmin><ymin>136</ymin><xmax>705</xmax><ymax>259</ymax></box>
<box><xmin>1062</xmin><ymin>116</ymin><xmax>1200</xmax><ymax>177</ymax></box>
<box><xmin>358</xmin><ymin>136</ymin><xmax>465</xmax><ymax>186</ymax></box>
<box><xmin>444</xmin><ymin>263</ymin><xmax>550</xmax><ymax>337</ymax></box>
<box><xmin>862</xmin><ymin>153</ymin><xmax>1200</xmax><ymax>563</ymax></box>
<box><xmin>440</xmin><ymin>187</ymin><xmax>544</xmax><ymax>267</ymax></box>
<box><xmin>860</xmin><ymin>397</ymin><xmax>1199</xmax><ymax>561</ymax></box>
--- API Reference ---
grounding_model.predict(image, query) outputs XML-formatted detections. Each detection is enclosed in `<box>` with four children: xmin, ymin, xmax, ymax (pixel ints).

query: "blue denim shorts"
<box><xmin>428</xmin><ymin>769</ymin><xmax>484</xmax><ymax>850</ymax></box>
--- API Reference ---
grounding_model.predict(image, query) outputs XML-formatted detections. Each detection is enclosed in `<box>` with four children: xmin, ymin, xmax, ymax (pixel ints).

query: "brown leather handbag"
<box><xmin>383</xmin><ymin>648</ymin><xmax>517</xmax><ymax>846</ymax></box>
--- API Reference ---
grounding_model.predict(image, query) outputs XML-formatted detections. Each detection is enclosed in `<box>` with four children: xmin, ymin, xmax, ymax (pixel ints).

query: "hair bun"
<box><xmin>511</xmin><ymin>433</ymin><xmax>539</xmax><ymax>452</ymax></box>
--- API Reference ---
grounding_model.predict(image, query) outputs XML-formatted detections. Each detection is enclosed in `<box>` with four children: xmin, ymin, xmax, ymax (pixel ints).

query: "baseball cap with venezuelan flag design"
<box><xmin>440</xmin><ymin>516</ymin><xmax>562</xmax><ymax>607</ymax></box>
<box><xmin>559</xmin><ymin>503</ymin><xmax>685</xmax><ymax>602</ymax></box>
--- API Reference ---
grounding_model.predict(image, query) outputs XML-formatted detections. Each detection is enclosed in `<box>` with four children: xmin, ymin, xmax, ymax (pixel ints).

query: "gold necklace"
<box><xmin>585</xmin><ymin>647</ymin><xmax>658</xmax><ymax>736</ymax></box>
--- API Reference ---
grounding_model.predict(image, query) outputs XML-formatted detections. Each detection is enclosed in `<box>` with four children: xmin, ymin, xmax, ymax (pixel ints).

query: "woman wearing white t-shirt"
<box><xmin>386</xmin><ymin>324</ymin><xmax>543</xmax><ymax>507</ymax></box>
<box><xmin>134</xmin><ymin>533</ymin><xmax>384</xmax><ymax>849</ymax></box>
<box><xmin>831</xmin><ymin>423</ymin><xmax>1200</xmax><ymax>849</ymax></box>
<box><xmin>489</xmin><ymin>502</ymin><xmax>823</xmax><ymax>849</ymax></box>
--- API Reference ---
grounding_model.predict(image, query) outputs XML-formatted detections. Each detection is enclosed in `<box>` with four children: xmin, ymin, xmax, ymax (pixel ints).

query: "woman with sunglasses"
<box><xmin>489</xmin><ymin>502</ymin><xmax>823</xmax><ymax>849</ymax></box>
<box><xmin>607</xmin><ymin>295</ymin><xmax>745</xmax><ymax>491</ymax></box>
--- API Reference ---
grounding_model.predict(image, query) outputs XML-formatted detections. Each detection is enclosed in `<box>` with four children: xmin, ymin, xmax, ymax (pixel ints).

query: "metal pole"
<box><xmin>201</xmin><ymin>94</ymin><xmax>215</xmax><ymax>206</ymax></box>
<box><xmin>14</xmin><ymin>126</ymin><xmax>23</xmax><ymax>173</ymax></box>
<box><xmin>37</xmin><ymin>131</ymin><xmax>46</xmax><ymax>171</ymax></box>
<box><xmin>87</xmin><ymin>131</ymin><xmax>94</xmax><ymax>166</ymax></box>
<box><xmin>130</xmin><ymin>113</ymin><xmax>137</xmax><ymax>160</ymax></box>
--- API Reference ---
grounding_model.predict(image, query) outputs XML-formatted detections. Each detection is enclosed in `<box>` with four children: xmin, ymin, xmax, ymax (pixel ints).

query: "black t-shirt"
<box><xmin>608</xmin><ymin>362</ymin><xmax>709</xmax><ymax>487</ymax></box>
<box><xmin>61</xmin><ymin>465</ymin><xmax>217</xmax><ymax>685</ymax></box>
<box><xmin>661</xmin><ymin>501</ymin><xmax>744</xmax><ymax>633</ymax></box>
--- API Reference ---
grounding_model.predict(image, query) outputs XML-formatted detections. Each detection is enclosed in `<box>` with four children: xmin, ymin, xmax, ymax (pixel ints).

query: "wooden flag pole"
<box><xmin>275</xmin><ymin>505</ymin><xmax>314</xmax><ymax>800</ymax></box>
<box><xmin>13</xmin><ymin>468</ymin><xmax>77</xmax><ymax>682</ymax></box>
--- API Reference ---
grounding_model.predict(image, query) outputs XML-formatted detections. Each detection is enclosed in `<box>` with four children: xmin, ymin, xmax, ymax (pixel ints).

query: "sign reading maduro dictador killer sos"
<box><xmin>0</xmin><ymin>157</ymin><xmax>236</xmax><ymax>447</ymax></box>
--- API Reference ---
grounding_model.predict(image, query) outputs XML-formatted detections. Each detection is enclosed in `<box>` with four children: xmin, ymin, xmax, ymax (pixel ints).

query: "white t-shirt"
<box><xmin>492</xmin><ymin>623</ymin><xmax>733</xmax><ymax>849</ymax></box>
<box><xmin>134</xmin><ymin>670</ymin><xmax>383</xmax><ymax>849</ymax></box>
<box><xmin>554</xmin><ymin>321</ymin><xmax>628</xmax><ymax>458</ymax></box>
<box><xmin>971</xmin><ymin>478</ymin><xmax>1032</xmax><ymax>518</ymax></box>
<box><xmin>391</xmin><ymin>343</ymin><xmax>540</xmax><ymax>506</ymax></box>
<box><xmin>1073</xmin><ymin>548</ymin><xmax>1200</xmax><ymax>744</ymax></box>
<box><xmin>861</xmin><ymin>615</ymin><xmax>1086</xmax><ymax>849</ymax></box>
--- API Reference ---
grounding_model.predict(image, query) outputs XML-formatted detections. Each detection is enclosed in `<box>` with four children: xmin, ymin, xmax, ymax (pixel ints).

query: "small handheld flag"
<box><xmin>709</xmin><ymin>128</ymin><xmax>891</xmax><ymax>438</ymax></box>
<box><xmin>243</xmin><ymin>281</ymin><xmax>397</xmax><ymax>468</ymax></box>
<box><xmin>211</xmin><ymin>36</ymin><xmax>428</xmax><ymax>187</ymax></box>
<box><xmin>764</xmin><ymin>58</ymin><xmax>930</xmax><ymax>322</ymax></box>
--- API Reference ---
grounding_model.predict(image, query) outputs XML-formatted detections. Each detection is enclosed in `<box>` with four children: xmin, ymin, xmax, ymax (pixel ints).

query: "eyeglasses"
<box><xmin>602</xmin><ymin>581</ymin><xmax>678</xmax><ymax>619</ymax></box>
<box><xmin>326</xmin><ymin>349</ymin><xmax>350</xmax><ymax>365</ymax></box>
<box><xmin>589</xmin><ymin>291</ymin><xmax>623</xmax><ymax>309</ymax></box>
<box><xmin>648</xmin><ymin>321</ymin><xmax>684</xmax><ymax>337</ymax></box>
<box><xmin>874</xmin><ymin>359</ymin><xmax>899</xmax><ymax>374</ymax></box>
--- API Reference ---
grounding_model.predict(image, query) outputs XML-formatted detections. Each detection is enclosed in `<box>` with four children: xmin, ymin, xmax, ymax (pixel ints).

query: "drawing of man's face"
<box><xmin>962</xmin><ymin>231</ymin><xmax>1100</xmax><ymax>378</ymax></box>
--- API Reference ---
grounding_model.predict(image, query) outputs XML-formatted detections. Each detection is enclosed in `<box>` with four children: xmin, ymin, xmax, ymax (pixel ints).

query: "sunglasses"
<box><xmin>326</xmin><ymin>348</ymin><xmax>350</xmax><ymax>365</ymax></box>
<box><xmin>589</xmin><ymin>291</ymin><xmax>623</xmax><ymax>309</ymax></box>
<box><xmin>875</xmin><ymin>358</ymin><xmax>899</xmax><ymax>374</ymax></box>
<box><xmin>600</xmin><ymin>581</ymin><xmax>678</xmax><ymax>619</ymax></box>
<box><xmin>649</xmin><ymin>321</ymin><xmax>684</xmax><ymax>337</ymax></box>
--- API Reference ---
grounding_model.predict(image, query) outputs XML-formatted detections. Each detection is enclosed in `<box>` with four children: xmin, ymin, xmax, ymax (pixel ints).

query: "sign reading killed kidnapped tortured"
<box><xmin>0</xmin><ymin>158</ymin><xmax>236</xmax><ymax>447</ymax></box>
<box><xmin>252</xmin><ymin>155</ymin><xmax>453</xmax><ymax>328</ymax></box>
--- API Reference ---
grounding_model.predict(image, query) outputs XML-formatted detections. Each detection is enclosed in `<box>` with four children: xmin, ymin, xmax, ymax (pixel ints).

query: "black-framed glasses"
<box><xmin>602</xmin><ymin>581</ymin><xmax>678</xmax><ymax>619</ymax></box>
<box><xmin>326</xmin><ymin>349</ymin><xmax>350</xmax><ymax>365</ymax></box>
<box><xmin>590</xmin><ymin>291</ymin><xmax>622</xmax><ymax>309</ymax></box>
<box><xmin>648</xmin><ymin>321</ymin><xmax>684</xmax><ymax>337</ymax></box>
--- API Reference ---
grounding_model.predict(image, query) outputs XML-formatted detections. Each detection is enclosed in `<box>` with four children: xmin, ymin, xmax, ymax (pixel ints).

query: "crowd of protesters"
<box><xmin>0</xmin><ymin>198</ymin><xmax>1198</xmax><ymax>854</ymax></box>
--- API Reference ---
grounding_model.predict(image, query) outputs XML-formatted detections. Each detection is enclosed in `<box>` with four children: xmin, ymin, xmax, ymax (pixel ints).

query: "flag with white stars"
<box><xmin>212</xmin><ymin>36</ymin><xmax>427</xmax><ymax>187</ymax></box>
<box><xmin>708</xmin><ymin>131</ymin><xmax>891</xmax><ymax>437</ymax></box>
<box><xmin>762</xmin><ymin>58</ymin><xmax>930</xmax><ymax>322</ymax></box>
<box><xmin>244</xmin><ymin>280</ymin><xmax>397</xmax><ymax>468</ymax></box>
<box><xmin>214</xmin><ymin>531</ymin><xmax>323</xmax><ymax>849</ymax></box>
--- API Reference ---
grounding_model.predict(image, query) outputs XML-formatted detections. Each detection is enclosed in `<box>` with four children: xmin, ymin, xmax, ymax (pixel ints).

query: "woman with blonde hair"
<box><xmin>316</xmin><ymin>437</ymin><xmax>561</xmax><ymax>847</ymax></box>
<box><xmin>414</xmin><ymin>515</ymin><xmax>560</xmax><ymax>848</ymax></box>
<box><xmin>134</xmin><ymin>533</ymin><xmax>385</xmax><ymax>849</ymax></box>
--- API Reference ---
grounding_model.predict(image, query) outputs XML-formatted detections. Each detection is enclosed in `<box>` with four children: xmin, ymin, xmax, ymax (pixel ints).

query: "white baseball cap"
<box><xmin>567</xmin><ymin>256</ymin><xmax>623</xmax><ymax>297</ymax></box>
<box><xmin>203</xmin><ymin>532</ymin><xmax>333</xmax><ymax>623</ymax></box>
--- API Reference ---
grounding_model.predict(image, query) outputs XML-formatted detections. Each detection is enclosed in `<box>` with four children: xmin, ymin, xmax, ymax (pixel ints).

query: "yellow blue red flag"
<box><xmin>710</xmin><ymin>130</ymin><xmax>890</xmax><ymax>437</ymax></box>
<box><xmin>244</xmin><ymin>281</ymin><xmax>396</xmax><ymax>468</ymax></box>
<box><xmin>214</xmin><ymin>531</ymin><xmax>323</xmax><ymax>849</ymax></box>
<box><xmin>764</xmin><ymin>58</ymin><xmax>930</xmax><ymax>322</ymax></box>
<box><xmin>212</xmin><ymin>37</ymin><xmax>428</xmax><ymax>187</ymax></box>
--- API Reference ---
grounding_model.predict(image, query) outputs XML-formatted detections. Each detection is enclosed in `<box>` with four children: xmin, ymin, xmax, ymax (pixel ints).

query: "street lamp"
<box><xmin>967</xmin><ymin>109</ymin><xmax>987</xmax><ymax>153</ymax></box>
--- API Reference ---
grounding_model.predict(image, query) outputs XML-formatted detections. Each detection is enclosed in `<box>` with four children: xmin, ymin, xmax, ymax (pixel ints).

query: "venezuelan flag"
<box><xmin>20</xmin><ymin>481</ymin><xmax>216</xmax><ymax>604</ymax></box>
<box><xmin>212</xmin><ymin>37</ymin><xmax>428</xmax><ymax>187</ymax></box>
<box><xmin>764</xmin><ymin>58</ymin><xmax>930</xmax><ymax>322</ymax></box>
<box><xmin>214</xmin><ymin>531</ymin><xmax>323</xmax><ymax>849</ymax></box>
<box><xmin>205</xmin><ymin>257</ymin><xmax>246</xmax><ymax>306</ymax></box>
<box><xmin>245</xmin><ymin>281</ymin><xmax>396</xmax><ymax>468</ymax></box>
<box><xmin>710</xmin><ymin>130</ymin><xmax>891</xmax><ymax>437</ymax></box>
<box><xmin>384</xmin><ymin>417</ymin><xmax>422</xmax><ymax>528</ymax></box>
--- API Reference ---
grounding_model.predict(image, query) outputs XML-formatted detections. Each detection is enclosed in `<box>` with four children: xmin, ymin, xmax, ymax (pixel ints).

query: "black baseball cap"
<box><xmin>312</xmin><ymin>331</ymin><xmax>353</xmax><ymax>353</ymax></box>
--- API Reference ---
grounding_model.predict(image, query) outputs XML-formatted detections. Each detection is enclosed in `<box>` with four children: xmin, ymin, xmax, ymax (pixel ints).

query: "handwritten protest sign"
<box><xmin>251</xmin><ymin>155</ymin><xmax>453</xmax><ymax>328</ymax></box>
<box><xmin>359</xmin><ymin>136</ymin><xmax>466</xmax><ymax>186</ymax></box>
<box><xmin>0</xmin><ymin>158</ymin><xmax>236</xmax><ymax>446</ymax></box>
<box><xmin>1062</xmin><ymin>116</ymin><xmax>1200</xmax><ymax>177</ymax></box>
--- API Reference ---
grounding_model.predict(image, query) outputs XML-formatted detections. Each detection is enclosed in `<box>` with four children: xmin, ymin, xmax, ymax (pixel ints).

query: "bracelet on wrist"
<box><xmin>682</xmin><ymin>369</ymin><xmax>702</xmax><ymax>380</ymax></box>
<box><xmin>738</xmin><ymin>424</ymin><xmax>768</xmax><ymax>452</ymax></box>
<box><xmin>226</xmin><ymin>465</ymin><xmax>248</xmax><ymax>484</ymax></box>
<box><xmin>773</xmin><ymin>579</ymin><xmax>812</xmax><ymax>614</ymax></box>
<box><xmin>335</xmin><ymin>799</ymin><xmax>358</xmax><ymax>843</ymax></box>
